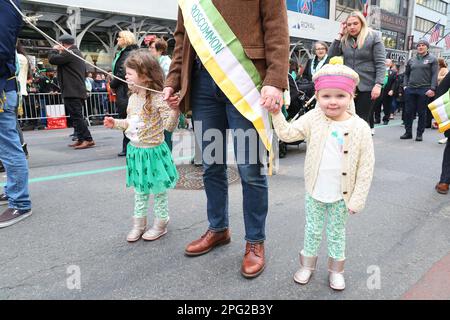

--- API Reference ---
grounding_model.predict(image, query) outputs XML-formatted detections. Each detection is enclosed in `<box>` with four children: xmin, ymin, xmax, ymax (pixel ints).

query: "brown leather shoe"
<box><xmin>68</xmin><ymin>140</ymin><xmax>82</xmax><ymax>148</ymax></box>
<box><xmin>185</xmin><ymin>229</ymin><xmax>230</xmax><ymax>256</ymax></box>
<box><xmin>241</xmin><ymin>242</ymin><xmax>265</xmax><ymax>278</ymax></box>
<box><xmin>74</xmin><ymin>140</ymin><xmax>95</xmax><ymax>150</ymax></box>
<box><xmin>435</xmin><ymin>182</ymin><xmax>449</xmax><ymax>194</ymax></box>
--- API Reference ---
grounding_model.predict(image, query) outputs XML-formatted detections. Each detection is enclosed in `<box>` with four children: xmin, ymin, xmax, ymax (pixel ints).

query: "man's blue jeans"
<box><xmin>404</xmin><ymin>87</ymin><xmax>430</xmax><ymax>135</ymax></box>
<box><xmin>190</xmin><ymin>67</ymin><xmax>268</xmax><ymax>242</ymax></box>
<box><xmin>0</xmin><ymin>91</ymin><xmax>31</xmax><ymax>210</ymax></box>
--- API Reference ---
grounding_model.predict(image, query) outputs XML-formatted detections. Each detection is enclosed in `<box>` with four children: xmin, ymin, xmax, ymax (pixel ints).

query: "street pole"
<box><xmin>405</xmin><ymin>0</ymin><xmax>416</xmax><ymax>61</ymax></box>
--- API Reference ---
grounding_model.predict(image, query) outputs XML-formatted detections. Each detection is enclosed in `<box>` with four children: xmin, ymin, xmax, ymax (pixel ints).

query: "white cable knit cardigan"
<box><xmin>272</xmin><ymin>104</ymin><xmax>375</xmax><ymax>212</ymax></box>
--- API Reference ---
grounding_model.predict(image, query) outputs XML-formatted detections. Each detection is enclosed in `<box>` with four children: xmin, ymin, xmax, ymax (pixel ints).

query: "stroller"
<box><xmin>278</xmin><ymin>76</ymin><xmax>315</xmax><ymax>158</ymax></box>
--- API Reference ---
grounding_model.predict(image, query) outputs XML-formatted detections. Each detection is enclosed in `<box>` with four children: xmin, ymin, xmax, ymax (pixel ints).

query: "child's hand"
<box><xmin>104</xmin><ymin>116</ymin><xmax>115</xmax><ymax>129</ymax></box>
<box><xmin>348</xmin><ymin>209</ymin><xmax>356</xmax><ymax>215</ymax></box>
<box><xmin>271</xmin><ymin>107</ymin><xmax>281</xmax><ymax>115</ymax></box>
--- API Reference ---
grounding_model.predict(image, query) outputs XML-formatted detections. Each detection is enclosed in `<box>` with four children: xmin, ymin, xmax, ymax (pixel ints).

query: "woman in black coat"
<box><xmin>110</xmin><ymin>30</ymin><xmax>139</xmax><ymax>156</ymax></box>
<box><xmin>302</xmin><ymin>41</ymin><xmax>331</xmax><ymax>84</ymax></box>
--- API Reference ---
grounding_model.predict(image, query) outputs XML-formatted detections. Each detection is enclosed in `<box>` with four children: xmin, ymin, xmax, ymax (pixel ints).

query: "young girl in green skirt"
<box><xmin>104</xmin><ymin>49</ymin><xmax>180</xmax><ymax>242</ymax></box>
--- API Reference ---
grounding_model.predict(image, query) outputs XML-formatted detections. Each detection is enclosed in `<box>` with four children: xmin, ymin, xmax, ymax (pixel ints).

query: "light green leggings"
<box><xmin>134</xmin><ymin>191</ymin><xmax>169</xmax><ymax>219</ymax></box>
<box><xmin>303</xmin><ymin>194</ymin><xmax>349</xmax><ymax>260</ymax></box>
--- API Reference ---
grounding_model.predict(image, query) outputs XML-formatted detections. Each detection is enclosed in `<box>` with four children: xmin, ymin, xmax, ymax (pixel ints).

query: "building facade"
<box><xmin>443</xmin><ymin>5</ymin><xmax>450</xmax><ymax>62</ymax></box>
<box><xmin>21</xmin><ymin>0</ymin><xmax>178</xmax><ymax>70</ymax></box>
<box><xmin>412</xmin><ymin>0</ymin><xmax>449</xmax><ymax>57</ymax></box>
<box><xmin>21</xmin><ymin>1</ymin><xmax>345</xmax><ymax>70</ymax></box>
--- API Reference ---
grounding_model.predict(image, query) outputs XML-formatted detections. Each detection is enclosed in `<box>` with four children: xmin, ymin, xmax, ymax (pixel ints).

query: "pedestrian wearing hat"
<box><xmin>400</xmin><ymin>40</ymin><xmax>438</xmax><ymax>141</ymax></box>
<box><xmin>270</xmin><ymin>58</ymin><xmax>375</xmax><ymax>291</ymax></box>
<box><xmin>49</xmin><ymin>34</ymin><xmax>95</xmax><ymax>149</ymax></box>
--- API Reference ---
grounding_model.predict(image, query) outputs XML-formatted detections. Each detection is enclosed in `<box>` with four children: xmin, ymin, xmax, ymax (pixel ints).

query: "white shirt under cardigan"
<box><xmin>272</xmin><ymin>101</ymin><xmax>375</xmax><ymax>213</ymax></box>
<box><xmin>312</xmin><ymin>118</ymin><xmax>355</xmax><ymax>203</ymax></box>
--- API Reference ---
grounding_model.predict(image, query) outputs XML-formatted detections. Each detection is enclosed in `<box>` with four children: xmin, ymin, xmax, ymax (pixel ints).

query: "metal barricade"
<box><xmin>84</xmin><ymin>92</ymin><xmax>118</xmax><ymax>125</ymax></box>
<box><xmin>18</xmin><ymin>92</ymin><xmax>118</xmax><ymax>129</ymax></box>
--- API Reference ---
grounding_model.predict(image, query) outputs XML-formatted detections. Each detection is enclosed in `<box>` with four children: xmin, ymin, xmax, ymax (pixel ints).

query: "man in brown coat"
<box><xmin>164</xmin><ymin>0</ymin><xmax>289</xmax><ymax>278</ymax></box>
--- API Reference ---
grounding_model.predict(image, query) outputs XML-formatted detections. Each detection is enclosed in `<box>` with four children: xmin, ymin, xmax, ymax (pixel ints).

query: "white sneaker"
<box><xmin>438</xmin><ymin>137</ymin><xmax>448</xmax><ymax>144</ymax></box>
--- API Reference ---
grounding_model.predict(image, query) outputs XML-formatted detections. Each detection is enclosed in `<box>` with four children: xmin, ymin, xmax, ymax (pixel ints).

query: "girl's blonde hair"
<box><xmin>342</xmin><ymin>11</ymin><xmax>370</xmax><ymax>49</ymax></box>
<box><xmin>124</xmin><ymin>49</ymin><xmax>165</xmax><ymax>113</ymax></box>
<box><xmin>118</xmin><ymin>30</ymin><xmax>137</xmax><ymax>48</ymax></box>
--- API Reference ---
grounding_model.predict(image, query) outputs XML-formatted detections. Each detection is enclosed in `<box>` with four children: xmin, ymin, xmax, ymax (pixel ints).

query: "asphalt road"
<box><xmin>1</xmin><ymin>117</ymin><xmax>449</xmax><ymax>300</ymax></box>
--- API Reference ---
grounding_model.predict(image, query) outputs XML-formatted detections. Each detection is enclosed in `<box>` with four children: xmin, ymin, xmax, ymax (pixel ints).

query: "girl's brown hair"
<box><xmin>438</xmin><ymin>57</ymin><xmax>447</xmax><ymax>69</ymax></box>
<box><xmin>154</xmin><ymin>38</ymin><xmax>168</xmax><ymax>55</ymax></box>
<box><xmin>124</xmin><ymin>49</ymin><xmax>165</xmax><ymax>113</ymax></box>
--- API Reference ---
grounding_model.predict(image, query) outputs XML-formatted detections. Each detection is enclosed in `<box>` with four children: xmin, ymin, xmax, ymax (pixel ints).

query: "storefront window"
<box><xmin>397</xmin><ymin>33</ymin><xmax>406</xmax><ymax>51</ymax></box>
<box><xmin>380</xmin><ymin>0</ymin><xmax>401</xmax><ymax>14</ymax></box>
<box><xmin>382</xmin><ymin>29</ymin><xmax>398</xmax><ymax>49</ymax></box>
<box><xmin>337</xmin><ymin>0</ymin><xmax>364</xmax><ymax>10</ymax></box>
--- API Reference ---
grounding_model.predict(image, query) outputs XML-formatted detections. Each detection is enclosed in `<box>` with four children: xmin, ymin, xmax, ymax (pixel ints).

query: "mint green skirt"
<box><xmin>126</xmin><ymin>143</ymin><xmax>179</xmax><ymax>194</ymax></box>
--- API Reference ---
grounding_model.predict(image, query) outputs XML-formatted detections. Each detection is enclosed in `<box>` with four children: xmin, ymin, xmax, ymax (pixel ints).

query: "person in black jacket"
<box><xmin>49</xmin><ymin>34</ymin><xmax>95</xmax><ymax>149</ymax></box>
<box><xmin>393</xmin><ymin>72</ymin><xmax>406</xmax><ymax>123</ymax></box>
<box><xmin>287</xmin><ymin>59</ymin><xmax>302</xmax><ymax>120</ymax></box>
<box><xmin>109</xmin><ymin>31</ymin><xmax>139</xmax><ymax>157</ymax></box>
<box><xmin>372</xmin><ymin>59</ymin><xmax>397</xmax><ymax>125</ymax></box>
<box><xmin>435</xmin><ymin>72</ymin><xmax>450</xmax><ymax>194</ymax></box>
<box><xmin>302</xmin><ymin>41</ymin><xmax>331</xmax><ymax>84</ymax></box>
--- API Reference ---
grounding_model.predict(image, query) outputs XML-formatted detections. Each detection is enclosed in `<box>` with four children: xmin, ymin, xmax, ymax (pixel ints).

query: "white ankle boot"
<box><xmin>142</xmin><ymin>217</ymin><xmax>169</xmax><ymax>241</ymax></box>
<box><xmin>293</xmin><ymin>251</ymin><xmax>318</xmax><ymax>285</ymax></box>
<box><xmin>127</xmin><ymin>217</ymin><xmax>147</xmax><ymax>242</ymax></box>
<box><xmin>328</xmin><ymin>257</ymin><xmax>345</xmax><ymax>291</ymax></box>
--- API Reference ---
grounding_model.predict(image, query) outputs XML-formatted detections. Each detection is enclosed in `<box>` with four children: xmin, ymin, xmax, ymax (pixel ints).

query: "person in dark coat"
<box><xmin>393</xmin><ymin>72</ymin><xmax>406</xmax><ymax>123</ymax></box>
<box><xmin>372</xmin><ymin>59</ymin><xmax>397</xmax><ymax>125</ymax></box>
<box><xmin>434</xmin><ymin>72</ymin><xmax>450</xmax><ymax>194</ymax></box>
<box><xmin>302</xmin><ymin>41</ymin><xmax>331</xmax><ymax>84</ymax></box>
<box><xmin>109</xmin><ymin>30</ymin><xmax>139</xmax><ymax>157</ymax></box>
<box><xmin>49</xmin><ymin>34</ymin><xmax>94</xmax><ymax>149</ymax></box>
<box><xmin>287</xmin><ymin>59</ymin><xmax>303</xmax><ymax>120</ymax></box>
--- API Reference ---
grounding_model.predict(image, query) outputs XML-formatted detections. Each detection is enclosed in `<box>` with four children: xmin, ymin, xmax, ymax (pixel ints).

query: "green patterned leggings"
<box><xmin>134</xmin><ymin>191</ymin><xmax>169</xmax><ymax>219</ymax></box>
<box><xmin>303</xmin><ymin>194</ymin><xmax>349</xmax><ymax>260</ymax></box>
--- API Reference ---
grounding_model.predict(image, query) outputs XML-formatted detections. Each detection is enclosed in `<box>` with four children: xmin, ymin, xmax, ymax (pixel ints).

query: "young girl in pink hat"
<box><xmin>271</xmin><ymin>58</ymin><xmax>375</xmax><ymax>291</ymax></box>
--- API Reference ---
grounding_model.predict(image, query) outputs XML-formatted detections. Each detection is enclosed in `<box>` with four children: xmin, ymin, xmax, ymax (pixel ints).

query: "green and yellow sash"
<box><xmin>179</xmin><ymin>0</ymin><xmax>273</xmax><ymax>153</ymax></box>
<box><xmin>429</xmin><ymin>90</ymin><xmax>450</xmax><ymax>133</ymax></box>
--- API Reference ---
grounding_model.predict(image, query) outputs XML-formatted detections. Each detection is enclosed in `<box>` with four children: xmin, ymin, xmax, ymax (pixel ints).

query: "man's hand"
<box><xmin>104</xmin><ymin>116</ymin><xmax>115</xmax><ymax>129</ymax></box>
<box><xmin>53</xmin><ymin>44</ymin><xmax>64</xmax><ymax>51</ymax></box>
<box><xmin>425</xmin><ymin>90</ymin><xmax>435</xmax><ymax>98</ymax></box>
<box><xmin>260</xmin><ymin>85</ymin><xmax>283</xmax><ymax>113</ymax></box>
<box><xmin>163</xmin><ymin>87</ymin><xmax>180</xmax><ymax>110</ymax></box>
<box><xmin>371</xmin><ymin>85</ymin><xmax>381</xmax><ymax>100</ymax></box>
<box><xmin>388</xmin><ymin>90</ymin><xmax>394</xmax><ymax>96</ymax></box>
